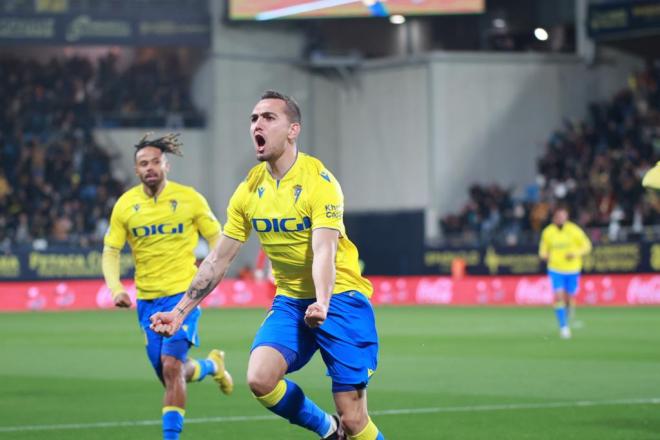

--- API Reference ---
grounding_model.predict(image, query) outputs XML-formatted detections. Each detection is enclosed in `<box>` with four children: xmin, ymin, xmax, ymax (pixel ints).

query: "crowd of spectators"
<box><xmin>0</xmin><ymin>130</ymin><xmax>123</xmax><ymax>249</ymax></box>
<box><xmin>0</xmin><ymin>52</ymin><xmax>204</xmax><ymax>249</ymax></box>
<box><xmin>95</xmin><ymin>52</ymin><xmax>203</xmax><ymax>128</ymax></box>
<box><xmin>441</xmin><ymin>63</ymin><xmax>660</xmax><ymax>246</ymax></box>
<box><xmin>0</xmin><ymin>53</ymin><xmax>203</xmax><ymax>132</ymax></box>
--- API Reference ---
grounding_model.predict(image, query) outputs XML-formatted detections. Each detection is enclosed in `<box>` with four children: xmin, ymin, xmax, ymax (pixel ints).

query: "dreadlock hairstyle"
<box><xmin>133</xmin><ymin>132</ymin><xmax>183</xmax><ymax>159</ymax></box>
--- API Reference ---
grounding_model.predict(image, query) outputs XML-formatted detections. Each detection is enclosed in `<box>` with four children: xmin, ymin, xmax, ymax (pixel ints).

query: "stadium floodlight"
<box><xmin>534</xmin><ymin>27</ymin><xmax>549</xmax><ymax>41</ymax></box>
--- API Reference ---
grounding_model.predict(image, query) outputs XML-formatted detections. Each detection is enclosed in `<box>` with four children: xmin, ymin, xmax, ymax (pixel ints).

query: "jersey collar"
<box><xmin>140</xmin><ymin>180</ymin><xmax>170</xmax><ymax>202</ymax></box>
<box><xmin>268</xmin><ymin>151</ymin><xmax>301</xmax><ymax>185</ymax></box>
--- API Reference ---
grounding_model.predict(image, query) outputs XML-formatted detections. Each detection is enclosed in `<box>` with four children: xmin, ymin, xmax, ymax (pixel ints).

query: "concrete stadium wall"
<box><xmin>329</xmin><ymin>63</ymin><xmax>431</xmax><ymax>211</ymax></box>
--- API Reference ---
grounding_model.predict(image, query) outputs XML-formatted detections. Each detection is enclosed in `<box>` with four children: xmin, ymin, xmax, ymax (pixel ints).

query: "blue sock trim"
<box><xmin>377</xmin><ymin>431</ymin><xmax>385</xmax><ymax>439</ymax></box>
<box><xmin>196</xmin><ymin>358</ymin><xmax>215</xmax><ymax>381</ymax></box>
<box><xmin>554</xmin><ymin>307</ymin><xmax>567</xmax><ymax>328</ymax></box>
<box><xmin>267</xmin><ymin>379</ymin><xmax>330</xmax><ymax>436</ymax></box>
<box><xmin>162</xmin><ymin>410</ymin><xmax>184</xmax><ymax>440</ymax></box>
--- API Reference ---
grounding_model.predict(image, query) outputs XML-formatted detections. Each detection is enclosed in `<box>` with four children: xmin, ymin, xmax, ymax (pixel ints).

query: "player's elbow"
<box><xmin>102</xmin><ymin>245</ymin><xmax>120</xmax><ymax>259</ymax></box>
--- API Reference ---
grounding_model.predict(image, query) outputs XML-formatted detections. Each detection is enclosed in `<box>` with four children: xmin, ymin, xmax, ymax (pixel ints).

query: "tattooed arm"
<box><xmin>150</xmin><ymin>235</ymin><xmax>243</xmax><ymax>336</ymax></box>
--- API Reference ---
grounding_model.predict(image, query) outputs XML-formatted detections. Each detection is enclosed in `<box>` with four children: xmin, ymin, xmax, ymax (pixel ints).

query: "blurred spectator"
<box><xmin>0</xmin><ymin>170</ymin><xmax>11</xmax><ymax>202</ymax></box>
<box><xmin>14</xmin><ymin>213</ymin><xmax>32</xmax><ymax>245</ymax></box>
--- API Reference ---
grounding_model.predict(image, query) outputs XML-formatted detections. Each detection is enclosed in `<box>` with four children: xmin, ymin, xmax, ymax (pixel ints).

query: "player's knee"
<box><xmin>340</xmin><ymin>410</ymin><xmax>369</xmax><ymax>435</ymax></box>
<box><xmin>161</xmin><ymin>356</ymin><xmax>184</xmax><ymax>385</ymax></box>
<box><xmin>246</xmin><ymin>369</ymin><xmax>278</xmax><ymax>396</ymax></box>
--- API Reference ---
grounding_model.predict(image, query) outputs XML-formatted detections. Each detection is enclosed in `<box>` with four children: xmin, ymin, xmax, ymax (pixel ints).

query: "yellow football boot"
<box><xmin>207</xmin><ymin>349</ymin><xmax>234</xmax><ymax>395</ymax></box>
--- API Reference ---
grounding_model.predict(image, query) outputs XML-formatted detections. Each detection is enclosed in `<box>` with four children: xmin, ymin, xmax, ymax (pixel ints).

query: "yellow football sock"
<box><xmin>348</xmin><ymin>418</ymin><xmax>380</xmax><ymax>440</ymax></box>
<box><xmin>254</xmin><ymin>380</ymin><xmax>287</xmax><ymax>408</ymax></box>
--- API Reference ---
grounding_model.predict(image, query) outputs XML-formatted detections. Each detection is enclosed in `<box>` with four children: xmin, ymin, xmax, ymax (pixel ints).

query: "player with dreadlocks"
<box><xmin>102</xmin><ymin>133</ymin><xmax>234</xmax><ymax>440</ymax></box>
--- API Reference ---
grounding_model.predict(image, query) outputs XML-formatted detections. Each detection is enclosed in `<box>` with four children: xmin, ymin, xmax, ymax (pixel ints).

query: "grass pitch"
<box><xmin>1</xmin><ymin>306</ymin><xmax>658</xmax><ymax>439</ymax></box>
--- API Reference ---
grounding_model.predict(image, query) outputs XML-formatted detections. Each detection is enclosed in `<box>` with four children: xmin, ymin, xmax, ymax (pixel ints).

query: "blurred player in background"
<box><xmin>539</xmin><ymin>206</ymin><xmax>592</xmax><ymax>339</ymax></box>
<box><xmin>150</xmin><ymin>91</ymin><xmax>385</xmax><ymax>440</ymax></box>
<box><xmin>101</xmin><ymin>133</ymin><xmax>233</xmax><ymax>440</ymax></box>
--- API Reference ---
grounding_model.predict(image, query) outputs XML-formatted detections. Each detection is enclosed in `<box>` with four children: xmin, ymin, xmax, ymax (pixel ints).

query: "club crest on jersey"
<box><xmin>293</xmin><ymin>185</ymin><xmax>302</xmax><ymax>204</ymax></box>
<box><xmin>133</xmin><ymin>204</ymin><xmax>140</xmax><ymax>212</ymax></box>
<box><xmin>320</xmin><ymin>171</ymin><xmax>331</xmax><ymax>182</ymax></box>
<box><xmin>257</xmin><ymin>187</ymin><xmax>265</xmax><ymax>198</ymax></box>
<box><xmin>170</xmin><ymin>200</ymin><xmax>178</xmax><ymax>212</ymax></box>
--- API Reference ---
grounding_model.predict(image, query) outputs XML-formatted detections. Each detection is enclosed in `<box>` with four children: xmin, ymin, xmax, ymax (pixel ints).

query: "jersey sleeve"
<box><xmin>574</xmin><ymin>225</ymin><xmax>592</xmax><ymax>255</ymax></box>
<box><xmin>222</xmin><ymin>182</ymin><xmax>252</xmax><ymax>242</ymax></box>
<box><xmin>308</xmin><ymin>169</ymin><xmax>346</xmax><ymax>236</ymax></box>
<box><xmin>538</xmin><ymin>228</ymin><xmax>549</xmax><ymax>258</ymax></box>
<box><xmin>104</xmin><ymin>199</ymin><xmax>127</xmax><ymax>249</ymax></box>
<box><xmin>192</xmin><ymin>190</ymin><xmax>222</xmax><ymax>241</ymax></box>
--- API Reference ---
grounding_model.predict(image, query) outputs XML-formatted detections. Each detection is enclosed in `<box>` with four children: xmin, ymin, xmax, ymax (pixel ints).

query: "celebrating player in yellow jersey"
<box><xmin>101</xmin><ymin>133</ymin><xmax>234</xmax><ymax>440</ymax></box>
<box><xmin>150</xmin><ymin>91</ymin><xmax>385</xmax><ymax>440</ymax></box>
<box><xmin>539</xmin><ymin>206</ymin><xmax>592</xmax><ymax>339</ymax></box>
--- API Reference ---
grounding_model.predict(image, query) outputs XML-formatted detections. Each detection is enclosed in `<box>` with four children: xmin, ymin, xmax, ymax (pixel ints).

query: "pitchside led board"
<box><xmin>229</xmin><ymin>0</ymin><xmax>484</xmax><ymax>21</ymax></box>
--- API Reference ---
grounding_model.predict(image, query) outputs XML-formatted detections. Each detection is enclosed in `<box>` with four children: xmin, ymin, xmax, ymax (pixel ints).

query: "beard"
<box><xmin>140</xmin><ymin>173</ymin><xmax>164</xmax><ymax>192</ymax></box>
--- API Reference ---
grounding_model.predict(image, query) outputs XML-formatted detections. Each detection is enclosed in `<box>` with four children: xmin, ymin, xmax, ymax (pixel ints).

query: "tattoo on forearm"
<box><xmin>186</xmin><ymin>260</ymin><xmax>218</xmax><ymax>301</ymax></box>
<box><xmin>188</xmin><ymin>284</ymin><xmax>211</xmax><ymax>300</ymax></box>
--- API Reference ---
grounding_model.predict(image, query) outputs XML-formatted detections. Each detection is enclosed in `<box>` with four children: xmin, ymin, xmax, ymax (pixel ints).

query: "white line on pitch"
<box><xmin>1</xmin><ymin>397</ymin><xmax>658</xmax><ymax>433</ymax></box>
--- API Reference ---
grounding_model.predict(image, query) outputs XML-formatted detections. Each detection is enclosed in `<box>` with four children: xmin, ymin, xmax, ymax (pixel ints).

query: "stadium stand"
<box><xmin>441</xmin><ymin>62</ymin><xmax>660</xmax><ymax>246</ymax></box>
<box><xmin>0</xmin><ymin>53</ymin><xmax>202</xmax><ymax>249</ymax></box>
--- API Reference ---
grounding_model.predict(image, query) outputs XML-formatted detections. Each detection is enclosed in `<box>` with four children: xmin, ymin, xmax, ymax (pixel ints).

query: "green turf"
<box><xmin>0</xmin><ymin>306</ymin><xmax>659</xmax><ymax>439</ymax></box>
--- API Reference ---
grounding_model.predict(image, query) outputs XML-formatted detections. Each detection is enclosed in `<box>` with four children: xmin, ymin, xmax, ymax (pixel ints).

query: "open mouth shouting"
<box><xmin>255</xmin><ymin>134</ymin><xmax>266</xmax><ymax>154</ymax></box>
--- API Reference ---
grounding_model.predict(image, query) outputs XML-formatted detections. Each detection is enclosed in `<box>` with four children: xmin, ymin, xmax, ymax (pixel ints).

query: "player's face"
<box><xmin>250</xmin><ymin>99</ymin><xmax>299</xmax><ymax>162</ymax></box>
<box><xmin>135</xmin><ymin>146</ymin><xmax>170</xmax><ymax>190</ymax></box>
<box><xmin>553</xmin><ymin>209</ymin><xmax>568</xmax><ymax>226</ymax></box>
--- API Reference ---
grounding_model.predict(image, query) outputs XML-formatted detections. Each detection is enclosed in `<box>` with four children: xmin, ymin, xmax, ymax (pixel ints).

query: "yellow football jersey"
<box><xmin>104</xmin><ymin>181</ymin><xmax>221</xmax><ymax>299</ymax></box>
<box><xmin>539</xmin><ymin>221</ymin><xmax>592</xmax><ymax>273</ymax></box>
<box><xmin>223</xmin><ymin>152</ymin><xmax>373</xmax><ymax>299</ymax></box>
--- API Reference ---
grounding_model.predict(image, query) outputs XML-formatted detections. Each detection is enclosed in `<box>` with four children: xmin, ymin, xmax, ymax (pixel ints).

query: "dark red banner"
<box><xmin>0</xmin><ymin>274</ymin><xmax>659</xmax><ymax>312</ymax></box>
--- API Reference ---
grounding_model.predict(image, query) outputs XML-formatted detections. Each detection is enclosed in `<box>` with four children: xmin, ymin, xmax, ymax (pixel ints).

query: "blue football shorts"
<box><xmin>137</xmin><ymin>292</ymin><xmax>201</xmax><ymax>381</ymax></box>
<box><xmin>548</xmin><ymin>271</ymin><xmax>580</xmax><ymax>295</ymax></box>
<box><xmin>251</xmin><ymin>290</ymin><xmax>379</xmax><ymax>393</ymax></box>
